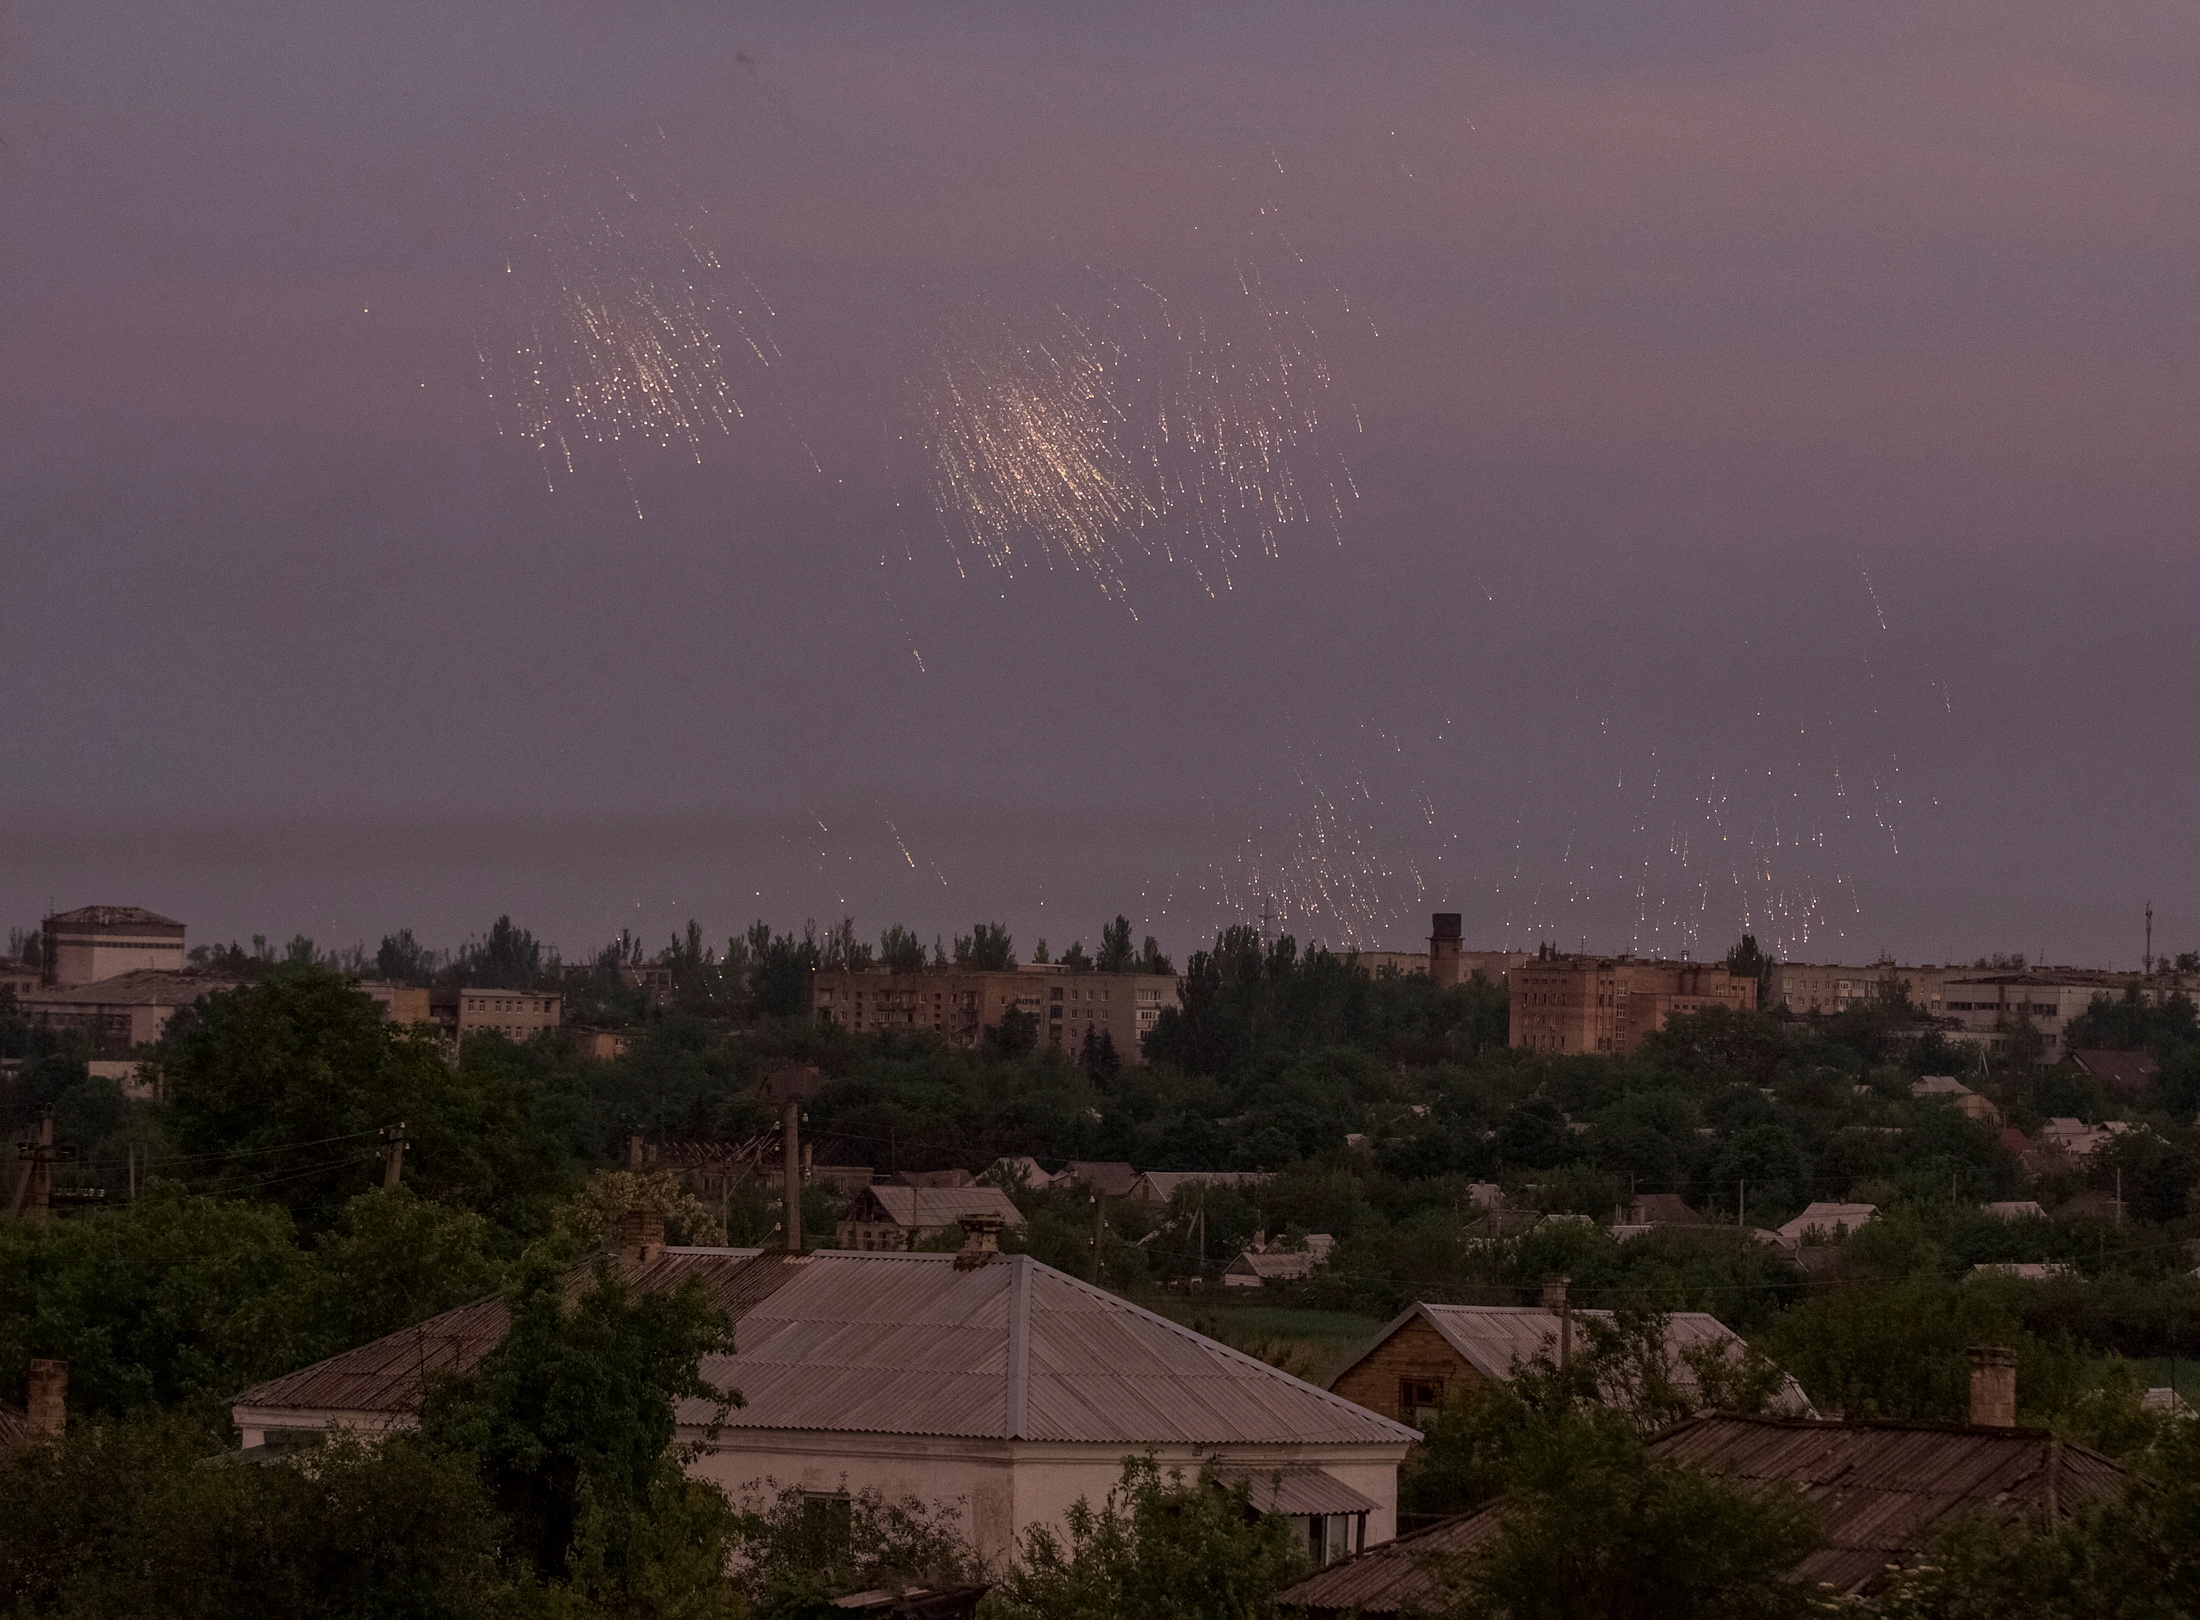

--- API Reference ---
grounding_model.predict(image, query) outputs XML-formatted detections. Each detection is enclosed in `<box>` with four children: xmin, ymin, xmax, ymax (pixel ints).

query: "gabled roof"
<box><xmin>238</xmin><ymin>1249</ymin><xmax>1417</xmax><ymax>1451</ymax></box>
<box><xmin>18</xmin><ymin>970</ymin><xmax>241</xmax><ymax>1007</ymax></box>
<box><xmin>1128</xmin><ymin>1170</ymin><xmax>1270</xmax><ymax>1203</ymax></box>
<box><xmin>1279</xmin><ymin>1414</ymin><xmax>2126</xmax><ymax>1614</ymax></box>
<box><xmin>1774</xmin><ymin>1202</ymin><xmax>1876</xmax><ymax>1247</ymax></box>
<box><xmin>2071</xmin><ymin>1050</ymin><xmax>2159</xmax><ymax>1093</ymax></box>
<box><xmin>1223</xmin><ymin>1236</ymin><xmax>1335</xmax><ymax>1281</ymax></box>
<box><xmin>847</xmin><ymin>1185</ymin><xmax>1024</xmax><ymax>1230</ymax></box>
<box><xmin>43</xmin><ymin>905</ymin><xmax>185</xmax><ymax>929</ymax></box>
<box><xmin>1056</xmin><ymin>1161</ymin><xmax>1138</xmax><ymax>1198</ymax></box>
<box><xmin>1910</xmin><ymin>1075</ymin><xmax>1976</xmax><ymax>1097</ymax></box>
<box><xmin>1328</xmin><ymin>1304</ymin><xmax>1811</xmax><ymax>1414</ymax></box>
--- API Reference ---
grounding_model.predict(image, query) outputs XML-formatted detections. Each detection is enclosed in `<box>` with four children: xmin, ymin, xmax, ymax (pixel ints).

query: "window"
<box><xmin>1304</xmin><ymin>1513</ymin><xmax>1355</xmax><ymax>1569</ymax></box>
<box><xmin>1400</xmin><ymin>1378</ymin><xmax>1444</xmax><ymax>1424</ymax></box>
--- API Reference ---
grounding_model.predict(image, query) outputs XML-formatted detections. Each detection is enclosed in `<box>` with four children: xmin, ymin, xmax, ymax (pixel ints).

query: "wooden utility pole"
<box><xmin>9</xmin><ymin>1109</ymin><xmax>53</xmax><ymax>1224</ymax></box>
<box><xmin>1090</xmin><ymin>1194</ymin><xmax>1106</xmax><ymax>1285</ymax></box>
<box><xmin>782</xmin><ymin>1102</ymin><xmax>802</xmax><ymax>1253</ymax></box>
<box><xmin>379</xmin><ymin>1122</ymin><xmax>408</xmax><ymax>1188</ymax></box>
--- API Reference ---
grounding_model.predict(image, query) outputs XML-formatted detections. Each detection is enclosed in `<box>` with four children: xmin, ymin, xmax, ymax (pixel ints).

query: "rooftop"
<box><xmin>1333</xmin><ymin>1304</ymin><xmax>1810</xmax><ymax>1413</ymax></box>
<box><xmin>1278</xmin><ymin>1414</ymin><xmax>2125</xmax><ymax>1613</ymax></box>
<box><xmin>42</xmin><ymin>906</ymin><xmax>185</xmax><ymax>930</ymax></box>
<box><xmin>236</xmin><ymin>1248</ymin><xmax>1418</xmax><ymax>1450</ymax></box>
<box><xmin>18</xmin><ymin>970</ymin><xmax>242</xmax><ymax>1007</ymax></box>
<box><xmin>852</xmin><ymin>1185</ymin><xmax>1024</xmax><ymax>1230</ymax></box>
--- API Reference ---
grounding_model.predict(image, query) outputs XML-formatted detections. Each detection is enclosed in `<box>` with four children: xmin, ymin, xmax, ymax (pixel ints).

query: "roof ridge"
<box><xmin>1029</xmin><ymin>1262</ymin><xmax>1418</xmax><ymax>1440</ymax></box>
<box><xmin>1005</xmin><ymin>1254</ymin><xmax>1032</xmax><ymax>1439</ymax></box>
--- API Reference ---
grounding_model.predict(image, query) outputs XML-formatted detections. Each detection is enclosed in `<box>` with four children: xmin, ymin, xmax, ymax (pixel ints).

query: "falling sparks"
<box><xmin>476</xmin><ymin>152</ymin><xmax>778</xmax><ymax>499</ymax></box>
<box><xmin>912</xmin><ymin>258</ymin><xmax>1357</xmax><ymax>600</ymax></box>
<box><xmin>916</xmin><ymin>305</ymin><xmax>1156</xmax><ymax>599</ymax></box>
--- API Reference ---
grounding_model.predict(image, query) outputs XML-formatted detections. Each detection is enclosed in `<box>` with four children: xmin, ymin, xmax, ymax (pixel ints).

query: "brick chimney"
<box><xmin>1968</xmin><ymin>1345</ymin><xmax>2017</xmax><ymax>1427</ymax></box>
<box><xmin>1541</xmin><ymin>1275</ymin><xmax>1573</xmax><ymax>1366</ymax></box>
<box><xmin>954</xmin><ymin>1214</ymin><xmax>1003</xmax><ymax>1270</ymax></box>
<box><xmin>26</xmin><ymin>1360</ymin><xmax>64</xmax><ymax>1439</ymax></box>
<box><xmin>618</xmin><ymin>1207</ymin><xmax>665</xmax><ymax>1264</ymax></box>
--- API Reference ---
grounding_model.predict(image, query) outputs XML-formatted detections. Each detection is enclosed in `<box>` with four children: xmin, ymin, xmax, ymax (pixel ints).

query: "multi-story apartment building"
<box><xmin>39</xmin><ymin>906</ymin><xmax>187</xmax><ymax>987</ymax></box>
<box><xmin>1764</xmin><ymin>961</ymin><xmax>1904</xmax><ymax>1015</ymax></box>
<box><xmin>430</xmin><ymin>987</ymin><xmax>562</xmax><ymax>1043</ymax></box>
<box><xmin>1509</xmin><ymin>951</ymin><xmax>1758</xmax><ymax>1056</ymax></box>
<box><xmin>1925</xmin><ymin>972</ymin><xmax>2128</xmax><ymax>1064</ymax></box>
<box><xmin>812</xmin><ymin>964</ymin><xmax>1179</xmax><ymax>1063</ymax></box>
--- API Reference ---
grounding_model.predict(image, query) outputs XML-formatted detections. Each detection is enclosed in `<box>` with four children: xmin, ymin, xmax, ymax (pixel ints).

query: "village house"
<box><xmin>1325</xmin><ymin>1301</ymin><xmax>1811</xmax><ymax>1427</ymax></box>
<box><xmin>1126</xmin><ymin>1170</ymin><xmax>1270</xmax><ymax>1206</ymax></box>
<box><xmin>835</xmin><ymin>1184</ymin><xmax>1023</xmax><ymax>1251</ymax></box>
<box><xmin>1909</xmin><ymin>1075</ymin><xmax>2001</xmax><ymax>1123</ymax></box>
<box><xmin>1281</xmin><ymin>1349</ymin><xmax>2123</xmax><ymax>1613</ymax></box>
<box><xmin>1774</xmin><ymin>1202</ymin><xmax>1877</xmax><ymax>1248</ymax></box>
<box><xmin>231</xmin><ymin>1222</ymin><xmax>1417</xmax><ymax>1567</ymax></box>
<box><xmin>1221</xmin><ymin>1234</ymin><xmax>1337</xmax><ymax>1288</ymax></box>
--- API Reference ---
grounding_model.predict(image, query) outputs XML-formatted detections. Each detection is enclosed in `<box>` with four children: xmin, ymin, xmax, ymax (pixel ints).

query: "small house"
<box><xmin>836</xmin><ymin>1184</ymin><xmax>1023</xmax><ymax>1251</ymax></box>
<box><xmin>1126</xmin><ymin>1170</ymin><xmax>1270</xmax><ymax>1206</ymax></box>
<box><xmin>1910</xmin><ymin>1075</ymin><xmax>2000</xmax><ymax>1124</ymax></box>
<box><xmin>1325</xmin><ymin>1302</ymin><xmax>1810</xmax><ymax>1427</ymax></box>
<box><xmin>1774</xmin><ymin>1202</ymin><xmax>1876</xmax><ymax>1248</ymax></box>
<box><xmin>1222</xmin><ymin>1234</ymin><xmax>1336</xmax><ymax>1287</ymax></box>
<box><xmin>233</xmin><ymin>1235</ymin><xmax>1417</xmax><ymax>1566</ymax></box>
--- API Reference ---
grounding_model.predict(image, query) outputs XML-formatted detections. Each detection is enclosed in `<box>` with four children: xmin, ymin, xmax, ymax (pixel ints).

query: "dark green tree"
<box><xmin>952</xmin><ymin>923</ymin><xmax>1015</xmax><ymax>971</ymax></box>
<box><xmin>877</xmin><ymin>925</ymin><xmax>928</xmax><ymax>974</ymax></box>
<box><xmin>456</xmin><ymin>916</ymin><xmax>542</xmax><ymax>989</ymax></box>
<box><xmin>987</xmin><ymin>1456</ymin><xmax>1308</xmax><ymax>1620</ymax></box>
<box><xmin>1097</xmin><ymin>916</ymin><xmax>1136</xmax><ymax>975</ymax></box>
<box><xmin>418</xmin><ymin>1261</ymin><xmax>737</xmax><ymax>1586</ymax></box>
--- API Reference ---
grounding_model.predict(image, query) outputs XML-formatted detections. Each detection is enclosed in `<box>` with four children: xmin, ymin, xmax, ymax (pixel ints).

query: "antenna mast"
<box><xmin>2146</xmin><ymin>900</ymin><xmax>2155</xmax><ymax>977</ymax></box>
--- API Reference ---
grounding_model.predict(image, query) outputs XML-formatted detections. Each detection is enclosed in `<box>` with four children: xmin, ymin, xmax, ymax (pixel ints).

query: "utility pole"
<box><xmin>2145</xmin><ymin>901</ymin><xmax>2155</xmax><ymax>978</ymax></box>
<box><xmin>378</xmin><ymin>1122</ymin><xmax>408</xmax><ymax>1188</ymax></box>
<box><xmin>1090</xmin><ymin>1194</ymin><xmax>1106</xmax><ymax>1285</ymax></box>
<box><xmin>1737</xmin><ymin>1177</ymin><xmax>1746</xmax><ymax>1233</ymax></box>
<box><xmin>9</xmin><ymin>1108</ymin><xmax>53</xmax><ymax>1224</ymax></box>
<box><xmin>12</xmin><ymin>1111</ymin><xmax>52</xmax><ymax>1222</ymax></box>
<box><xmin>782</xmin><ymin>1102</ymin><xmax>803</xmax><ymax>1253</ymax></box>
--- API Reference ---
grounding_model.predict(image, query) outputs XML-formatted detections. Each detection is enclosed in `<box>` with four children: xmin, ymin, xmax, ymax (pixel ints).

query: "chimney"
<box><xmin>1968</xmin><ymin>1345</ymin><xmax>2017</xmax><ymax>1427</ymax></box>
<box><xmin>618</xmin><ymin>1207</ymin><xmax>665</xmax><ymax>1264</ymax></box>
<box><xmin>26</xmin><ymin>1359</ymin><xmax>64</xmax><ymax>1439</ymax></box>
<box><xmin>1541</xmin><ymin>1276</ymin><xmax>1572</xmax><ymax>1367</ymax></box>
<box><xmin>954</xmin><ymin>1214</ymin><xmax>1003</xmax><ymax>1270</ymax></box>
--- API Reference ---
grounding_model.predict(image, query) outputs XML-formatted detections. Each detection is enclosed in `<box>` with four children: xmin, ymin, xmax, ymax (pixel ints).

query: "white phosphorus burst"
<box><xmin>478</xmin><ymin>154</ymin><xmax>777</xmax><ymax>498</ymax></box>
<box><xmin>916</xmin><ymin>305</ymin><xmax>1156</xmax><ymax>599</ymax></box>
<box><xmin>914</xmin><ymin>268</ymin><xmax>1355</xmax><ymax>600</ymax></box>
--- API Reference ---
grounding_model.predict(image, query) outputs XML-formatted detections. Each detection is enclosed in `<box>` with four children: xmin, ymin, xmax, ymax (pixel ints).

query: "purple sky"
<box><xmin>3</xmin><ymin>2</ymin><xmax>2195</xmax><ymax>970</ymax></box>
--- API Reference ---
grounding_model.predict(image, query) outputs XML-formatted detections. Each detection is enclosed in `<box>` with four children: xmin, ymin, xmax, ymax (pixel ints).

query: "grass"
<box><xmin>2131</xmin><ymin>1357</ymin><xmax>2200</xmax><ymax>1405</ymax></box>
<box><xmin>1140</xmin><ymin>1296</ymin><xmax>1385</xmax><ymax>1384</ymax></box>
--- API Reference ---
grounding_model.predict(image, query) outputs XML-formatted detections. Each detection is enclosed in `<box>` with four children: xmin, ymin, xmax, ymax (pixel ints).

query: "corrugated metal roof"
<box><xmin>852</xmin><ymin>1185</ymin><xmax>1025</xmax><ymax>1230</ymax></box>
<box><xmin>1278</xmin><ymin>1502</ymin><xmax>1502</xmax><ymax>1615</ymax></box>
<box><xmin>1214</xmin><ymin>1465</ymin><xmax>1379</xmax><ymax>1517</ymax></box>
<box><xmin>0</xmin><ymin>1400</ymin><xmax>27</xmax><ymax>1450</ymax></box>
<box><xmin>1335</xmin><ymin>1304</ymin><xmax>1812</xmax><ymax>1415</ymax></box>
<box><xmin>240</xmin><ymin>1249</ymin><xmax>1418</xmax><ymax>1450</ymax></box>
<box><xmin>1647</xmin><ymin>1414</ymin><xmax>2123</xmax><ymax>1595</ymax></box>
<box><xmin>1279</xmin><ymin>1415</ymin><xmax>2127</xmax><ymax>1614</ymax></box>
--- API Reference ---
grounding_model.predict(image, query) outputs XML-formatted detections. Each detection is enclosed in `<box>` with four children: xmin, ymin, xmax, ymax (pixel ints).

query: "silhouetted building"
<box><xmin>1509</xmin><ymin>951</ymin><xmax>1757</xmax><ymax>1055</ymax></box>
<box><xmin>40</xmin><ymin>906</ymin><xmax>186</xmax><ymax>987</ymax></box>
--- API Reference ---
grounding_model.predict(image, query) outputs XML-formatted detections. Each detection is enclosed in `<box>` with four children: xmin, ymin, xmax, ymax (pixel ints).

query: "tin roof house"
<box><xmin>1283</xmin><ymin>1352</ymin><xmax>2123</xmax><ymax>1614</ymax></box>
<box><xmin>232</xmin><ymin>1222</ymin><xmax>1416</xmax><ymax>1566</ymax></box>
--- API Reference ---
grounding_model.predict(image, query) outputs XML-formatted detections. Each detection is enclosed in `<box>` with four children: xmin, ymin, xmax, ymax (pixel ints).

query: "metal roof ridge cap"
<box><xmin>1418</xmin><ymin>1304</ymin><xmax>1536</xmax><ymax>1383</ymax></box>
<box><xmin>1006</xmin><ymin>1255</ymin><xmax>1031</xmax><ymax>1439</ymax></box>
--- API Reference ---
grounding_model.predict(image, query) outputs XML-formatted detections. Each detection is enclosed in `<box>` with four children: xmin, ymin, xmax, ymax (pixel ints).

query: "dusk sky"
<box><xmin>3</xmin><ymin>2</ymin><xmax>2195</xmax><ymax>969</ymax></box>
